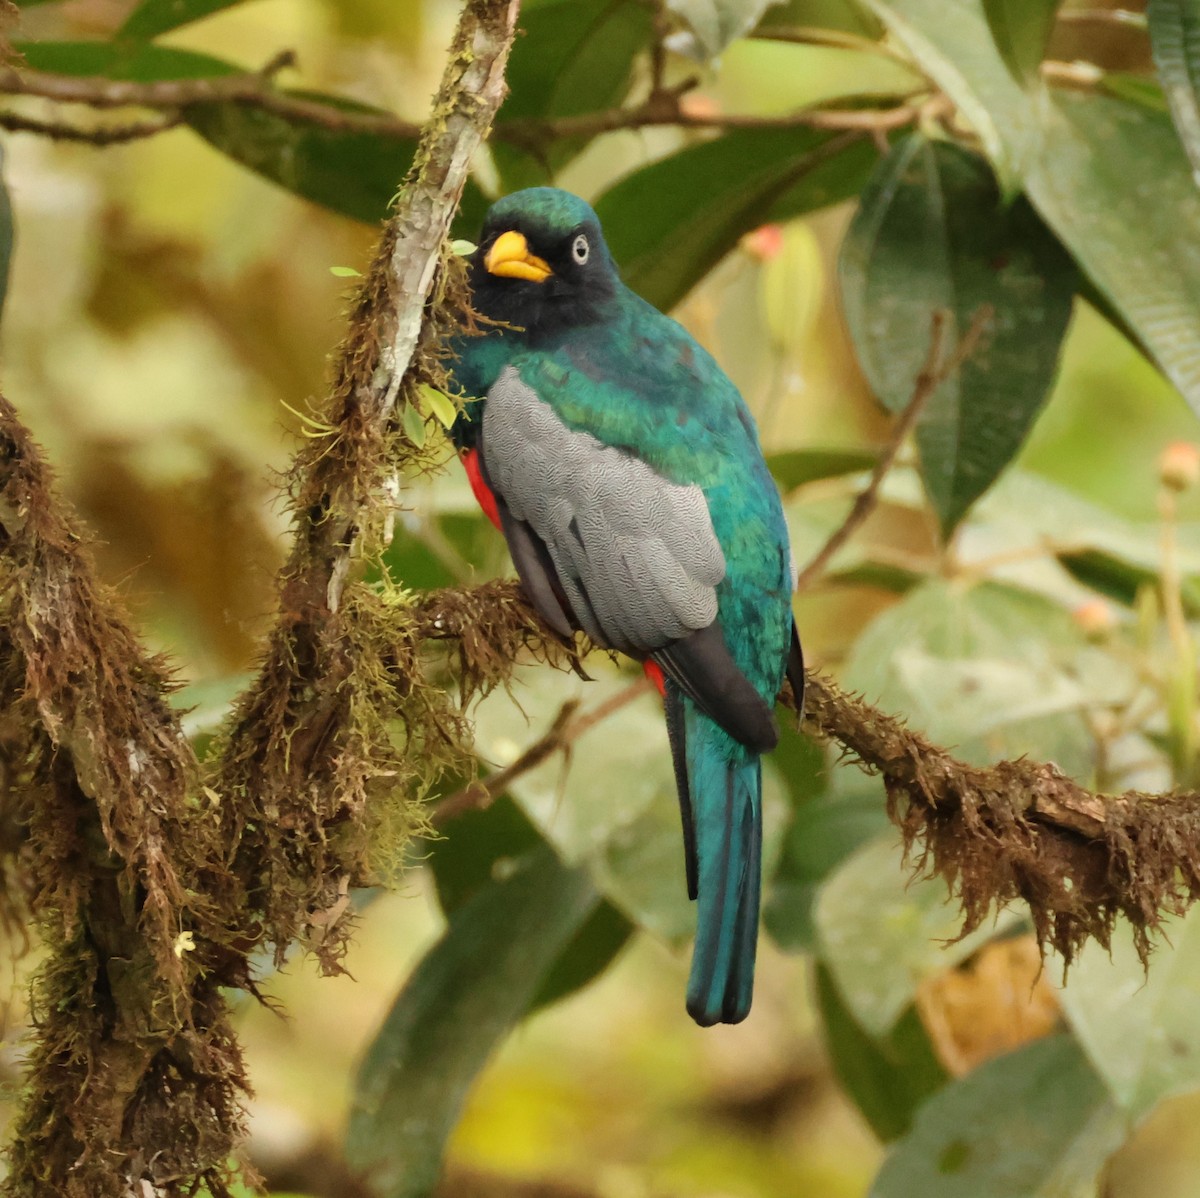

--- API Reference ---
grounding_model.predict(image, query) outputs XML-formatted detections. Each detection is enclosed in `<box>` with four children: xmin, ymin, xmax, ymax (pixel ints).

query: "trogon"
<box><xmin>446</xmin><ymin>187</ymin><xmax>802</xmax><ymax>1026</ymax></box>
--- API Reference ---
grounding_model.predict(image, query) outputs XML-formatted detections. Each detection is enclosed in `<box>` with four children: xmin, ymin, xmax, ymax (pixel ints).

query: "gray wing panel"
<box><xmin>483</xmin><ymin>365</ymin><xmax>725</xmax><ymax>654</ymax></box>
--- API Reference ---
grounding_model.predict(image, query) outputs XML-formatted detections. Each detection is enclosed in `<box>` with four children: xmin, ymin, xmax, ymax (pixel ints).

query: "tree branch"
<box><xmin>0</xmin><ymin>55</ymin><xmax>932</xmax><ymax>150</ymax></box>
<box><xmin>0</xmin><ymin>108</ymin><xmax>184</xmax><ymax>143</ymax></box>
<box><xmin>432</xmin><ymin>678</ymin><xmax>653</xmax><ymax>826</ymax></box>
<box><xmin>0</xmin><ymin>395</ymin><xmax>247</xmax><ymax>1198</ymax></box>
<box><xmin>209</xmin><ymin>0</ymin><xmax>521</xmax><ymax>972</ymax></box>
<box><xmin>794</xmin><ymin>305</ymin><xmax>992</xmax><ymax>591</ymax></box>
<box><xmin>405</xmin><ymin>580</ymin><xmax>1200</xmax><ymax>970</ymax></box>
<box><xmin>0</xmin><ymin>52</ymin><xmax>422</xmax><ymax>139</ymax></box>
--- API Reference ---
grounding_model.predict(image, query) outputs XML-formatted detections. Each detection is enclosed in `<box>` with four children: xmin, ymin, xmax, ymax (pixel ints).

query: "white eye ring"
<box><xmin>572</xmin><ymin>234</ymin><xmax>590</xmax><ymax>265</ymax></box>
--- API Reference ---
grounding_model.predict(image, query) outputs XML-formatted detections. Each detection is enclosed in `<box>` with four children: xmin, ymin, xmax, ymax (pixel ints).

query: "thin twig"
<box><xmin>0</xmin><ymin>109</ymin><xmax>184</xmax><ymax>144</ymax></box>
<box><xmin>794</xmin><ymin>305</ymin><xmax>992</xmax><ymax>591</ymax></box>
<box><xmin>0</xmin><ymin>58</ymin><xmax>421</xmax><ymax>139</ymax></box>
<box><xmin>433</xmin><ymin>678</ymin><xmax>653</xmax><ymax>826</ymax></box>
<box><xmin>0</xmin><ymin>59</ymin><xmax>931</xmax><ymax>150</ymax></box>
<box><xmin>497</xmin><ymin>90</ymin><xmax>935</xmax><ymax>151</ymax></box>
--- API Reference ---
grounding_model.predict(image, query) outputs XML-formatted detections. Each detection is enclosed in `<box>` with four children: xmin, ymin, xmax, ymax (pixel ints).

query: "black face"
<box><xmin>469</xmin><ymin>213</ymin><xmax>618</xmax><ymax>340</ymax></box>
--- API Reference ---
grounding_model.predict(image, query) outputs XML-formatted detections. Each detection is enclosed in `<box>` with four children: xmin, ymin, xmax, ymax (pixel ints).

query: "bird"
<box><xmin>446</xmin><ymin>187</ymin><xmax>802</xmax><ymax>1026</ymax></box>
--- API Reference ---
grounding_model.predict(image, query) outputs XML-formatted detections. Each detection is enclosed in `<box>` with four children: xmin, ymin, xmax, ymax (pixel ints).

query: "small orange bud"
<box><xmin>1073</xmin><ymin>599</ymin><xmax>1117</xmax><ymax>638</ymax></box>
<box><xmin>1160</xmin><ymin>441</ymin><xmax>1200</xmax><ymax>491</ymax></box>
<box><xmin>678</xmin><ymin>92</ymin><xmax>720</xmax><ymax>120</ymax></box>
<box><xmin>741</xmin><ymin>224</ymin><xmax>785</xmax><ymax>262</ymax></box>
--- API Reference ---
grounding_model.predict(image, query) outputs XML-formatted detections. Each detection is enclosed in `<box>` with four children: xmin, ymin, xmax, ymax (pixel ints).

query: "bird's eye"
<box><xmin>571</xmin><ymin>234</ymin><xmax>590</xmax><ymax>265</ymax></box>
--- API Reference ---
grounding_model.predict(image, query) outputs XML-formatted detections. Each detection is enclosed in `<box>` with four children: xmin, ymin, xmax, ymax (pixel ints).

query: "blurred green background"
<box><xmin>3</xmin><ymin>1</ymin><xmax>1200</xmax><ymax>1196</ymax></box>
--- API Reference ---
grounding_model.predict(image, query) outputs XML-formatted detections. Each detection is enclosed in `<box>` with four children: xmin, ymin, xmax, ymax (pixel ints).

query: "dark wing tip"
<box><xmin>655</xmin><ymin>623</ymin><xmax>777</xmax><ymax>753</ymax></box>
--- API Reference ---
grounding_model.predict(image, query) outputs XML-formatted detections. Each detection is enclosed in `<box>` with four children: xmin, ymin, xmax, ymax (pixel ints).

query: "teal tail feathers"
<box><xmin>670</xmin><ymin>694</ymin><xmax>762</xmax><ymax>1026</ymax></box>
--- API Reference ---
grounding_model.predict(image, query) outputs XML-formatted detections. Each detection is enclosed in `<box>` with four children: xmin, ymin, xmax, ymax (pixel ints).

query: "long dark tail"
<box><xmin>665</xmin><ymin>686</ymin><xmax>762</xmax><ymax>1026</ymax></box>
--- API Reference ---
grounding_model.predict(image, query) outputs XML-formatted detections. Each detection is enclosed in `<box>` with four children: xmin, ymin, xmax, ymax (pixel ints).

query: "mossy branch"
<box><xmin>0</xmin><ymin>394</ymin><xmax>247</xmax><ymax>1198</ymax></box>
<box><xmin>0</xmin><ymin>1</ymin><xmax>521</xmax><ymax>1193</ymax></box>
<box><xmin>210</xmin><ymin>0</ymin><xmax>520</xmax><ymax>969</ymax></box>
<box><xmin>409</xmin><ymin>580</ymin><xmax>1200</xmax><ymax>969</ymax></box>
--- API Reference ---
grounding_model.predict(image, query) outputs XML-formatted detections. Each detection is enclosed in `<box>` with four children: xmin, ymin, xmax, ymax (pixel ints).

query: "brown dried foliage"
<box><xmin>0</xmin><ymin>395</ymin><xmax>247</xmax><ymax>1198</ymax></box>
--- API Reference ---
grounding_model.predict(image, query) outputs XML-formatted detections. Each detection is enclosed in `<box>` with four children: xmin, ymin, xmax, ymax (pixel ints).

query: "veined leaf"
<box><xmin>870</xmin><ymin>1036</ymin><xmax>1124</xmax><ymax>1198</ymax></box>
<box><xmin>848</xmin><ymin>3</ymin><xmax>1200</xmax><ymax>417</ymax></box>
<box><xmin>597</xmin><ymin>126</ymin><xmax>879</xmax><ymax>310</ymax></box>
<box><xmin>841</xmin><ymin>579</ymin><xmax>1107</xmax><ymax>774</ymax></box>
<box><xmin>816</xmin><ymin>835</ymin><xmax>1021</xmax><ymax>1036</ymax></box>
<box><xmin>840</xmin><ymin>134</ymin><xmax>1077</xmax><ymax>535</ymax></box>
<box><xmin>185</xmin><ymin>92</ymin><xmax>488</xmax><ymax>230</ymax></box>
<box><xmin>1149</xmin><ymin>0</ymin><xmax>1200</xmax><ymax>179</ymax></box>
<box><xmin>1058</xmin><ymin>910</ymin><xmax>1200</xmax><ymax>1121</ymax></box>
<box><xmin>14</xmin><ymin>42</ymin><xmax>488</xmax><ymax>229</ymax></box>
<box><xmin>1025</xmin><ymin>91</ymin><xmax>1200</xmax><ymax>414</ymax></box>
<box><xmin>120</xmin><ymin>0</ymin><xmax>253</xmax><ymax>39</ymax></box>
<box><xmin>346</xmin><ymin>845</ymin><xmax>599</xmax><ymax>1198</ymax></box>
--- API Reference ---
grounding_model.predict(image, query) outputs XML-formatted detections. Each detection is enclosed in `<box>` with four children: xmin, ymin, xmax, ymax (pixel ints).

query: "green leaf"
<box><xmin>427</xmin><ymin>796</ymin><xmax>633</xmax><ymax>1014</ymax></box>
<box><xmin>529</xmin><ymin>901</ymin><xmax>633</xmax><ymax>1011</ymax></box>
<box><xmin>1102</xmin><ymin>72</ymin><xmax>1170</xmax><ymax>113</ymax></box>
<box><xmin>428</xmin><ymin>796</ymin><xmax>542</xmax><ymax>916</ymax></box>
<box><xmin>984</xmin><ymin>0</ymin><xmax>1059</xmax><ymax>83</ymax></box>
<box><xmin>1149</xmin><ymin>0</ymin><xmax>1200</xmax><ymax>179</ymax></box>
<box><xmin>185</xmin><ymin>93</ymin><xmax>489</xmax><ymax>229</ymax></box>
<box><xmin>1058</xmin><ymin>910</ymin><xmax>1200</xmax><ymax>1121</ymax></box>
<box><xmin>840</xmin><ymin>134</ymin><xmax>1077</xmax><ymax>535</ymax></box>
<box><xmin>869</xmin><ymin>1035</ymin><xmax>1125</xmax><ymax>1197</ymax></box>
<box><xmin>121</xmin><ymin>0</ymin><xmax>252</xmax><ymax>39</ymax></box>
<box><xmin>14</xmin><ymin>42</ymin><xmax>489</xmax><ymax>230</ymax></box>
<box><xmin>402</xmin><ymin>401</ymin><xmax>427</xmax><ymax>449</ymax></box>
<box><xmin>815</xmin><ymin>835</ymin><xmax>1021</xmax><ymax>1036</ymax></box>
<box><xmin>328</xmin><ymin>265</ymin><xmax>362</xmax><ymax>278</ymax></box>
<box><xmin>596</xmin><ymin>127</ymin><xmax>879</xmax><ymax>310</ymax></box>
<box><xmin>345</xmin><ymin>844</ymin><xmax>599</xmax><ymax>1198</ymax></box>
<box><xmin>852</xmin><ymin>3</ymin><xmax>1200</xmax><ymax>414</ymax></box>
<box><xmin>666</xmin><ymin>0</ymin><xmax>787</xmax><ymax>59</ymax></box>
<box><xmin>17</xmin><ymin>39</ymin><xmax>241</xmax><ymax>80</ymax></box>
<box><xmin>767</xmin><ymin>446</ymin><xmax>878</xmax><ymax>492</ymax></box>
<box><xmin>764</xmin><ymin>763</ymin><xmax>890</xmax><ymax>952</ymax></box>
<box><xmin>816</xmin><ymin>964</ymin><xmax>949</xmax><ymax>1142</ymax></box>
<box><xmin>417</xmin><ymin>384</ymin><xmax>459</xmax><ymax>430</ymax></box>
<box><xmin>494</xmin><ymin>0</ymin><xmax>653</xmax><ymax>181</ymax></box>
<box><xmin>861</xmin><ymin>0</ymin><xmax>1034</xmax><ymax>188</ymax></box>
<box><xmin>1024</xmin><ymin>91</ymin><xmax>1200</xmax><ymax>416</ymax></box>
<box><xmin>841</xmin><ymin>578</ymin><xmax>1106</xmax><ymax>775</ymax></box>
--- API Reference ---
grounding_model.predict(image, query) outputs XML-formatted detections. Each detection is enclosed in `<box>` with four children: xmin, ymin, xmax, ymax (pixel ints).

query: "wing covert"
<box><xmin>482</xmin><ymin>365</ymin><xmax>725</xmax><ymax>655</ymax></box>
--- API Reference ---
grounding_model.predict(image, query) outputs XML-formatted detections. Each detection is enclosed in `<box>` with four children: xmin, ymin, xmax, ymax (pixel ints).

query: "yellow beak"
<box><xmin>484</xmin><ymin>230</ymin><xmax>553</xmax><ymax>283</ymax></box>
